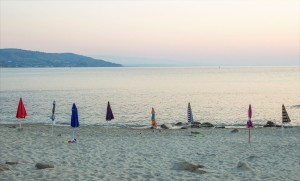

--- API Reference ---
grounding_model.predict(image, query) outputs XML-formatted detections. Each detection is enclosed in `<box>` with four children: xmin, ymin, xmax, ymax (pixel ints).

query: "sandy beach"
<box><xmin>0</xmin><ymin>124</ymin><xmax>299</xmax><ymax>181</ymax></box>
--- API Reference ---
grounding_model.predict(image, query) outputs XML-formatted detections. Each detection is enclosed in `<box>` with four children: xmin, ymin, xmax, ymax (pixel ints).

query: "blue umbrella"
<box><xmin>71</xmin><ymin>103</ymin><xmax>79</xmax><ymax>139</ymax></box>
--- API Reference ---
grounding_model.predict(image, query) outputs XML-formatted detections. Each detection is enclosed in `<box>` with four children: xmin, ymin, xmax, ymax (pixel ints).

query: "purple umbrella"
<box><xmin>106</xmin><ymin>101</ymin><xmax>114</xmax><ymax>121</ymax></box>
<box><xmin>247</xmin><ymin>104</ymin><xmax>253</xmax><ymax>143</ymax></box>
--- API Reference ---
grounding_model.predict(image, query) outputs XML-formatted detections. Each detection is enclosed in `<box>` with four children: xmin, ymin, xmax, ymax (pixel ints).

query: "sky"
<box><xmin>0</xmin><ymin>0</ymin><xmax>299</xmax><ymax>66</ymax></box>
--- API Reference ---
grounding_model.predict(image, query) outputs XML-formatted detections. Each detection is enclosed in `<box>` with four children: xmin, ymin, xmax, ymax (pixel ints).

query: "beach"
<box><xmin>1</xmin><ymin>124</ymin><xmax>299</xmax><ymax>181</ymax></box>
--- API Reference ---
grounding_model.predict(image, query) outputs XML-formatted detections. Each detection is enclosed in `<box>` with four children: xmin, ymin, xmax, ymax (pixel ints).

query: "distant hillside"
<box><xmin>0</xmin><ymin>49</ymin><xmax>122</xmax><ymax>67</ymax></box>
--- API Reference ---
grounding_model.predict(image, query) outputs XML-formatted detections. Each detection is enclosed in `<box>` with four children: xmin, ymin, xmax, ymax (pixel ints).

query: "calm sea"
<box><xmin>0</xmin><ymin>67</ymin><xmax>299</xmax><ymax>127</ymax></box>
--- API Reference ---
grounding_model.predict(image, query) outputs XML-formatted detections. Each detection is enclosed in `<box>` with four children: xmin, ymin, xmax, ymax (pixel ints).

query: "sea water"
<box><xmin>0</xmin><ymin>67</ymin><xmax>299</xmax><ymax>127</ymax></box>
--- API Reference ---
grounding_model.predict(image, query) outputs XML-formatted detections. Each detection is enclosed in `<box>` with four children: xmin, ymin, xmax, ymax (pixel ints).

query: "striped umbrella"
<box><xmin>282</xmin><ymin>104</ymin><xmax>291</xmax><ymax>123</ymax></box>
<box><xmin>151</xmin><ymin>108</ymin><xmax>157</xmax><ymax>129</ymax></box>
<box><xmin>187</xmin><ymin>102</ymin><xmax>194</xmax><ymax>123</ymax></box>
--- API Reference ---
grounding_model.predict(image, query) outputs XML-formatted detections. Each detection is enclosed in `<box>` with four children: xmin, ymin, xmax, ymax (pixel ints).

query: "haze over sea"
<box><xmin>0</xmin><ymin>66</ymin><xmax>299</xmax><ymax>127</ymax></box>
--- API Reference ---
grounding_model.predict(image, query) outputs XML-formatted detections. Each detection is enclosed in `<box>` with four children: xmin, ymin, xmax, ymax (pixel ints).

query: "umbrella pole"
<box><xmin>19</xmin><ymin>120</ymin><xmax>22</xmax><ymax>129</ymax></box>
<box><xmin>52</xmin><ymin>121</ymin><xmax>54</xmax><ymax>136</ymax></box>
<box><xmin>281</xmin><ymin>123</ymin><xmax>284</xmax><ymax>137</ymax></box>
<box><xmin>248</xmin><ymin>128</ymin><xmax>250</xmax><ymax>144</ymax></box>
<box><xmin>72</xmin><ymin>128</ymin><xmax>75</xmax><ymax>139</ymax></box>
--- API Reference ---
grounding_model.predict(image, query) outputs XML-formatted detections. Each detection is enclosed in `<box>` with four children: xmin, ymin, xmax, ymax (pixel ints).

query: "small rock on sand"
<box><xmin>236</xmin><ymin>161</ymin><xmax>253</xmax><ymax>171</ymax></box>
<box><xmin>201</xmin><ymin>122</ymin><xmax>214</xmax><ymax>127</ymax></box>
<box><xmin>8</xmin><ymin>125</ymin><xmax>17</xmax><ymax>128</ymax></box>
<box><xmin>35</xmin><ymin>163</ymin><xmax>54</xmax><ymax>169</ymax></box>
<box><xmin>0</xmin><ymin>164</ymin><xmax>9</xmax><ymax>171</ymax></box>
<box><xmin>231</xmin><ymin>129</ymin><xmax>239</xmax><ymax>133</ymax></box>
<box><xmin>175</xmin><ymin>122</ymin><xmax>183</xmax><ymax>126</ymax></box>
<box><xmin>6</xmin><ymin>160</ymin><xmax>18</xmax><ymax>165</ymax></box>
<box><xmin>191</xmin><ymin>124</ymin><xmax>200</xmax><ymax>128</ymax></box>
<box><xmin>173</xmin><ymin>161</ymin><xmax>206</xmax><ymax>174</ymax></box>
<box><xmin>161</xmin><ymin>124</ymin><xmax>172</xmax><ymax>129</ymax></box>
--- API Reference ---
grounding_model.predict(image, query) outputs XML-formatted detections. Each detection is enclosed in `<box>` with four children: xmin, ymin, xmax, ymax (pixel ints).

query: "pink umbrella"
<box><xmin>247</xmin><ymin>104</ymin><xmax>253</xmax><ymax>143</ymax></box>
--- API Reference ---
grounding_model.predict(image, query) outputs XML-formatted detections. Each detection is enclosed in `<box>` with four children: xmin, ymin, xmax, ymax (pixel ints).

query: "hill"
<box><xmin>0</xmin><ymin>49</ymin><xmax>122</xmax><ymax>67</ymax></box>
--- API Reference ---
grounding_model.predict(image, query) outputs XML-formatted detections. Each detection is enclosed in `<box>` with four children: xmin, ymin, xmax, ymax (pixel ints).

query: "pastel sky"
<box><xmin>1</xmin><ymin>0</ymin><xmax>299</xmax><ymax>66</ymax></box>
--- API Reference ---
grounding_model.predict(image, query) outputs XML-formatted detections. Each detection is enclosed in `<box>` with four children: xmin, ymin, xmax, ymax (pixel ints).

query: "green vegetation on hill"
<box><xmin>0</xmin><ymin>49</ymin><xmax>122</xmax><ymax>67</ymax></box>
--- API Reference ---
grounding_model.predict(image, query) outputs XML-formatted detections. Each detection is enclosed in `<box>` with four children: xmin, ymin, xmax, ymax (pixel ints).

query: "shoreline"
<box><xmin>1</xmin><ymin>122</ymin><xmax>298</xmax><ymax>129</ymax></box>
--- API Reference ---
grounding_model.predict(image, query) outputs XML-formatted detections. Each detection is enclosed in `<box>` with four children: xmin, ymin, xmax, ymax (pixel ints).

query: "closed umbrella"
<box><xmin>282</xmin><ymin>104</ymin><xmax>291</xmax><ymax>136</ymax></box>
<box><xmin>50</xmin><ymin>100</ymin><xmax>56</xmax><ymax>135</ymax></box>
<box><xmin>106</xmin><ymin>101</ymin><xmax>114</xmax><ymax>121</ymax></box>
<box><xmin>187</xmin><ymin>102</ymin><xmax>194</xmax><ymax>135</ymax></box>
<box><xmin>71</xmin><ymin>103</ymin><xmax>79</xmax><ymax>139</ymax></box>
<box><xmin>247</xmin><ymin>104</ymin><xmax>253</xmax><ymax>144</ymax></box>
<box><xmin>105</xmin><ymin>101</ymin><xmax>114</xmax><ymax>131</ymax></box>
<box><xmin>187</xmin><ymin>102</ymin><xmax>194</xmax><ymax>123</ymax></box>
<box><xmin>16</xmin><ymin>98</ymin><xmax>27</xmax><ymax>128</ymax></box>
<box><xmin>151</xmin><ymin>108</ymin><xmax>157</xmax><ymax>129</ymax></box>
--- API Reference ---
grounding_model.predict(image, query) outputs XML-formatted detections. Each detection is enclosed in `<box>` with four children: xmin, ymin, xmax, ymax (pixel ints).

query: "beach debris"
<box><xmin>5</xmin><ymin>160</ymin><xmax>18</xmax><ymax>165</ymax></box>
<box><xmin>35</xmin><ymin>163</ymin><xmax>54</xmax><ymax>169</ymax></box>
<box><xmin>64</xmin><ymin>138</ymin><xmax>77</xmax><ymax>144</ymax></box>
<box><xmin>175</xmin><ymin>122</ymin><xmax>183</xmax><ymax>126</ymax></box>
<box><xmin>181</xmin><ymin>126</ymin><xmax>189</xmax><ymax>129</ymax></box>
<box><xmin>8</xmin><ymin>125</ymin><xmax>17</xmax><ymax>128</ymax></box>
<box><xmin>201</xmin><ymin>122</ymin><xmax>214</xmax><ymax>127</ymax></box>
<box><xmin>192</xmin><ymin>121</ymin><xmax>201</xmax><ymax>125</ymax></box>
<box><xmin>236</xmin><ymin>161</ymin><xmax>253</xmax><ymax>171</ymax></box>
<box><xmin>0</xmin><ymin>164</ymin><xmax>10</xmax><ymax>171</ymax></box>
<box><xmin>191</xmin><ymin>124</ymin><xmax>201</xmax><ymax>128</ymax></box>
<box><xmin>172</xmin><ymin>161</ymin><xmax>207</xmax><ymax>174</ymax></box>
<box><xmin>263</xmin><ymin>121</ymin><xmax>279</xmax><ymax>127</ymax></box>
<box><xmin>161</xmin><ymin>123</ymin><xmax>172</xmax><ymax>129</ymax></box>
<box><xmin>231</xmin><ymin>129</ymin><xmax>239</xmax><ymax>133</ymax></box>
<box><xmin>57</xmin><ymin>134</ymin><xmax>62</xmax><ymax>136</ymax></box>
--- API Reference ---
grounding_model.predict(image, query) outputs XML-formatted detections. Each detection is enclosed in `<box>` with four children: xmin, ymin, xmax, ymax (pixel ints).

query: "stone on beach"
<box><xmin>191</xmin><ymin>124</ymin><xmax>201</xmax><ymax>128</ymax></box>
<box><xmin>236</xmin><ymin>161</ymin><xmax>253</xmax><ymax>171</ymax></box>
<box><xmin>5</xmin><ymin>160</ymin><xmax>18</xmax><ymax>165</ymax></box>
<box><xmin>8</xmin><ymin>125</ymin><xmax>17</xmax><ymax>128</ymax></box>
<box><xmin>161</xmin><ymin>124</ymin><xmax>172</xmax><ymax>129</ymax></box>
<box><xmin>192</xmin><ymin>121</ymin><xmax>201</xmax><ymax>125</ymax></box>
<box><xmin>263</xmin><ymin>121</ymin><xmax>278</xmax><ymax>127</ymax></box>
<box><xmin>201</xmin><ymin>122</ymin><xmax>214</xmax><ymax>127</ymax></box>
<box><xmin>35</xmin><ymin>163</ymin><xmax>54</xmax><ymax>169</ymax></box>
<box><xmin>173</xmin><ymin>161</ymin><xmax>207</xmax><ymax>174</ymax></box>
<box><xmin>231</xmin><ymin>129</ymin><xmax>239</xmax><ymax>133</ymax></box>
<box><xmin>175</xmin><ymin>122</ymin><xmax>183</xmax><ymax>126</ymax></box>
<box><xmin>0</xmin><ymin>164</ymin><xmax>9</xmax><ymax>172</ymax></box>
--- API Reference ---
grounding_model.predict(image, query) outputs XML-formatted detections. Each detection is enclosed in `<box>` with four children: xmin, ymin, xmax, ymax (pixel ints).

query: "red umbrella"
<box><xmin>16</xmin><ymin>98</ymin><xmax>27</xmax><ymax>128</ymax></box>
